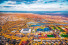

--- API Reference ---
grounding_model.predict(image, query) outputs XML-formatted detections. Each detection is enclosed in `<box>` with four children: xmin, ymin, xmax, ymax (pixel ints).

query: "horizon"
<box><xmin>0</xmin><ymin>11</ymin><xmax>68</xmax><ymax>17</ymax></box>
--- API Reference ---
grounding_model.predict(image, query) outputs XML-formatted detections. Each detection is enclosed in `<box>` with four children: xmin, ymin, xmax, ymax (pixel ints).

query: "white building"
<box><xmin>20</xmin><ymin>28</ymin><xmax>31</xmax><ymax>33</ymax></box>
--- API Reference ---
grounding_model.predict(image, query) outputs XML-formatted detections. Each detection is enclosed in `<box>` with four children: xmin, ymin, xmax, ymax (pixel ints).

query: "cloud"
<box><xmin>0</xmin><ymin>0</ymin><xmax>68</xmax><ymax>11</ymax></box>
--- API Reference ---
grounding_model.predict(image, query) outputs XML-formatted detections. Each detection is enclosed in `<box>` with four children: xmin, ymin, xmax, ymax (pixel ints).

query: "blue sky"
<box><xmin>0</xmin><ymin>0</ymin><xmax>68</xmax><ymax>11</ymax></box>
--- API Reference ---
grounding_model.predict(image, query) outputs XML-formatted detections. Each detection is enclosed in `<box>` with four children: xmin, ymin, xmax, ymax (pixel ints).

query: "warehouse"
<box><xmin>20</xmin><ymin>28</ymin><xmax>31</xmax><ymax>33</ymax></box>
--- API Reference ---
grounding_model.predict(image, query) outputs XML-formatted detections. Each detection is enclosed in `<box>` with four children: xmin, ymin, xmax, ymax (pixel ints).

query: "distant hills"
<box><xmin>0</xmin><ymin>11</ymin><xmax>68</xmax><ymax>17</ymax></box>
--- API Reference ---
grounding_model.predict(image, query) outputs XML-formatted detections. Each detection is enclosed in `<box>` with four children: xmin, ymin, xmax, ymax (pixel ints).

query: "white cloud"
<box><xmin>6</xmin><ymin>1</ymin><xmax>16</xmax><ymax>4</ymax></box>
<box><xmin>0</xmin><ymin>1</ymin><xmax>68</xmax><ymax>11</ymax></box>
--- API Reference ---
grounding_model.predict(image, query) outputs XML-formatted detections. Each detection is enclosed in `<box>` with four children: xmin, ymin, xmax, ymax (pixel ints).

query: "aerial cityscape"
<box><xmin>0</xmin><ymin>0</ymin><xmax>68</xmax><ymax>45</ymax></box>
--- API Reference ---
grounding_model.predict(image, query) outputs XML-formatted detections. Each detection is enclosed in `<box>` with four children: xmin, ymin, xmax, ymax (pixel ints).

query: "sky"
<box><xmin>0</xmin><ymin>0</ymin><xmax>68</xmax><ymax>11</ymax></box>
